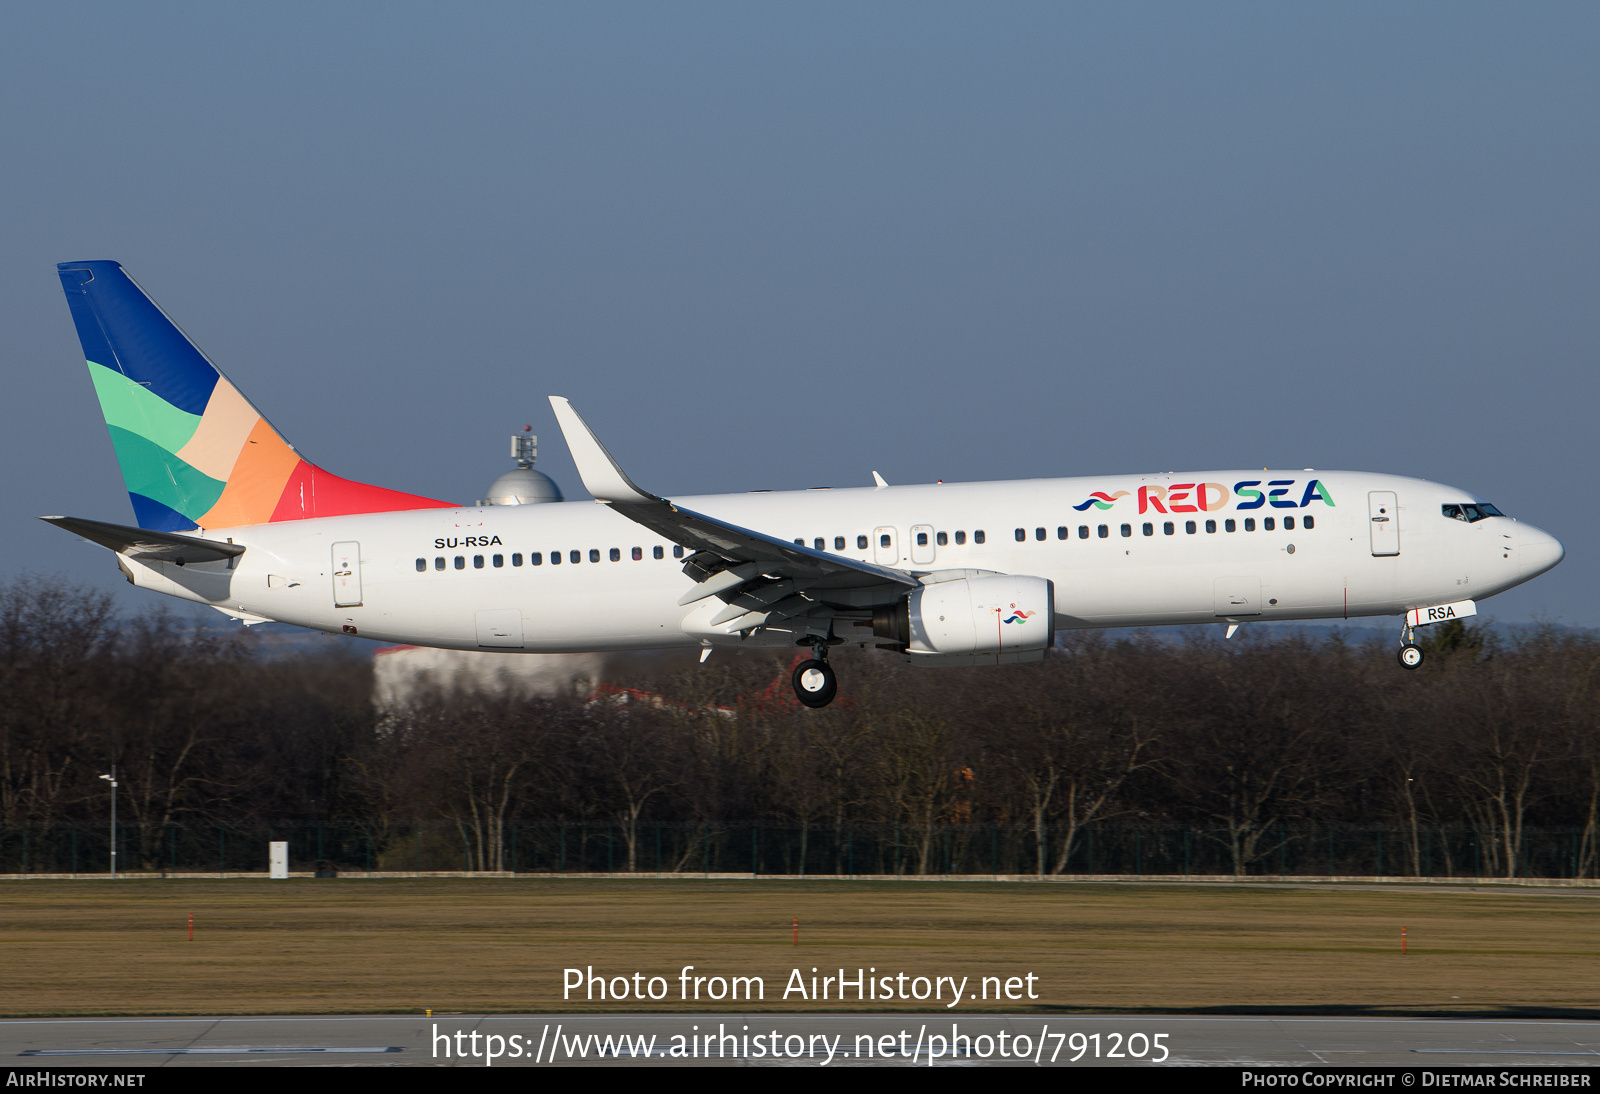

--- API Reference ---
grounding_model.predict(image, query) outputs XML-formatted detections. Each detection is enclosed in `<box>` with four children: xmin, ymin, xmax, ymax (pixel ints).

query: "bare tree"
<box><xmin>0</xmin><ymin>579</ymin><xmax>117</xmax><ymax>829</ymax></box>
<box><xmin>872</xmin><ymin>708</ymin><xmax>962</xmax><ymax>873</ymax></box>
<box><xmin>1442</xmin><ymin>636</ymin><xmax>1568</xmax><ymax>878</ymax></box>
<box><xmin>986</xmin><ymin>638</ymin><xmax>1158</xmax><ymax>874</ymax></box>
<box><xmin>1163</xmin><ymin>634</ymin><xmax>1359</xmax><ymax>876</ymax></box>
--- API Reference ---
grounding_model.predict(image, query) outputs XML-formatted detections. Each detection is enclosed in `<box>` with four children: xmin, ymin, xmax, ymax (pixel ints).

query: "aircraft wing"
<box><xmin>40</xmin><ymin>515</ymin><xmax>245</xmax><ymax>565</ymax></box>
<box><xmin>549</xmin><ymin>397</ymin><xmax>918</xmax><ymax>627</ymax></box>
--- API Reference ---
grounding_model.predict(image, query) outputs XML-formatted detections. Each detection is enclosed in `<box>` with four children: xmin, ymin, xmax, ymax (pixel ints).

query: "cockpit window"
<box><xmin>1442</xmin><ymin>502</ymin><xmax>1505</xmax><ymax>523</ymax></box>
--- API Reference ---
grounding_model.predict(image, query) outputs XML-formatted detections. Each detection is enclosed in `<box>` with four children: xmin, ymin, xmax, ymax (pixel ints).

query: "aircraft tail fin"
<box><xmin>56</xmin><ymin>261</ymin><xmax>453</xmax><ymax>531</ymax></box>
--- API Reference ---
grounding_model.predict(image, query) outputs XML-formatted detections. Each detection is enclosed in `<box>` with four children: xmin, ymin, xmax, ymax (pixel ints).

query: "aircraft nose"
<box><xmin>1518</xmin><ymin>525</ymin><xmax>1565</xmax><ymax>579</ymax></box>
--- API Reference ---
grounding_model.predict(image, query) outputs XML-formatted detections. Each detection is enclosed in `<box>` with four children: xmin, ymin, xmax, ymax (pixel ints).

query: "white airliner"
<box><xmin>46</xmin><ymin>261</ymin><xmax>1565</xmax><ymax>707</ymax></box>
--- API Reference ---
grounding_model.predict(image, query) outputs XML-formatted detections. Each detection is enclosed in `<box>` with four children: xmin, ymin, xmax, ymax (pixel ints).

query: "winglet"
<box><xmin>872</xmin><ymin>471</ymin><xmax>889</xmax><ymax>489</ymax></box>
<box><xmin>548</xmin><ymin>397</ymin><xmax>659</xmax><ymax>505</ymax></box>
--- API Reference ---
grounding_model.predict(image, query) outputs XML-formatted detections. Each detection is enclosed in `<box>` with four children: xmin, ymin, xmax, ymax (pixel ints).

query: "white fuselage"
<box><xmin>120</xmin><ymin>470</ymin><xmax>1564</xmax><ymax>653</ymax></box>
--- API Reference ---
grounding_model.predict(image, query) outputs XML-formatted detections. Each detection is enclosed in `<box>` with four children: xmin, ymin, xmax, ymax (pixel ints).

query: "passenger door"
<box><xmin>1368</xmin><ymin>491</ymin><xmax>1400</xmax><ymax>556</ymax></box>
<box><xmin>331</xmin><ymin>541</ymin><xmax>362</xmax><ymax>607</ymax></box>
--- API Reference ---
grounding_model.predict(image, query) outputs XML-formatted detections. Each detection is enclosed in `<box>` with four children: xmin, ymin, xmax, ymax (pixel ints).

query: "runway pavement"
<box><xmin>3</xmin><ymin>1013</ymin><xmax>1600</xmax><ymax>1067</ymax></box>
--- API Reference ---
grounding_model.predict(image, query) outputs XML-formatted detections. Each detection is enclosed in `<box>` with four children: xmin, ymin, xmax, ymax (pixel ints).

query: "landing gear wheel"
<box><xmin>792</xmin><ymin>658</ymin><xmax>838</xmax><ymax>708</ymax></box>
<box><xmin>1398</xmin><ymin>643</ymin><xmax>1424</xmax><ymax>670</ymax></box>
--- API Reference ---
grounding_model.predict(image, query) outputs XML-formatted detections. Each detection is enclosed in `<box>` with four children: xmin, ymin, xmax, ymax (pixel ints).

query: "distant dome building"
<box><xmin>479</xmin><ymin>427</ymin><xmax>563</xmax><ymax>505</ymax></box>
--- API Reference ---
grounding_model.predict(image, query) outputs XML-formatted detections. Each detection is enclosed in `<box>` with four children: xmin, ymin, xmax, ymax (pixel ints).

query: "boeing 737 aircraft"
<box><xmin>45</xmin><ymin>261</ymin><xmax>1565</xmax><ymax>707</ymax></box>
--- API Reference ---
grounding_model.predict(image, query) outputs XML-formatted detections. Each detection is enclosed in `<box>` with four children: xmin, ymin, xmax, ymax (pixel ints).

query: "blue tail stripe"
<box><xmin>128</xmin><ymin>493</ymin><xmax>199</xmax><ymax>532</ymax></box>
<box><xmin>56</xmin><ymin>261</ymin><xmax>220</xmax><ymax>416</ymax></box>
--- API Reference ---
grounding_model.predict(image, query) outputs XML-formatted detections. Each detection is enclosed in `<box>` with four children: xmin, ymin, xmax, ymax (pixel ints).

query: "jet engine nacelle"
<box><xmin>875</xmin><ymin>574</ymin><xmax>1055</xmax><ymax>664</ymax></box>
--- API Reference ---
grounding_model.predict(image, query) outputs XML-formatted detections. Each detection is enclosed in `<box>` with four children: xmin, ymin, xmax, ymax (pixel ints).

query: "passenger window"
<box><xmin>1035</xmin><ymin>527</ymin><xmax>1046</xmax><ymax>541</ymax></box>
<box><xmin>1244</xmin><ymin>518</ymin><xmax>1256</xmax><ymax>531</ymax></box>
<box><xmin>589</xmin><ymin>549</ymin><xmax>601</xmax><ymax>563</ymax></box>
<box><xmin>1225</xmin><ymin>519</ymin><xmax>1236</xmax><ymax>533</ymax></box>
<box><xmin>1264</xmin><ymin>518</ymin><xmax>1275</xmax><ymax>531</ymax></box>
<box><xmin>1284</xmin><ymin>516</ymin><xmax>1295</xmax><ymax>530</ymax></box>
<box><xmin>415</xmin><ymin>559</ymin><xmax>426</xmax><ymax>572</ymax></box>
<box><xmin>835</xmin><ymin>536</ymin><xmax>846</xmax><ymax>550</ymax></box>
<box><xmin>1120</xmin><ymin>523</ymin><xmax>1132</xmax><ymax>537</ymax></box>
<box><xmin>550</xmin><ymin>551</ymin><xmax>561</xmax><ymax>565</ymax></box>
<box><xmin>435</xmin><ymin>557</ymin><xmax>446</xmax><ymax>570</ymax></box>
<box><xmin>1078</xmin><ymin>526</ymin><xmax>1089</xmax><ymax>539</ymax></box>
<box><xmin>1015</xmin><ymin>528</ymin><xmax>1026</xmax><ymax>542</ymax></box>
<box><xmin>1303</xmin><ymin>515</ymin><xmax>1315</xmax><ymax>530</ymax></box>
<box><xmin>493</xmin><ymin>554</ymin><xmax>504</xmax><ymax>567</ymax></box>
<box><xmin>531</xmin><ymin>552</ymin><xmax>543</xmax><ymax>566</ymax></box>
<box><xmin>857</xmin><ymin>535</ymin><xmax>869</xmax><ymax>550</ymax></box>
<box><xmin>1185</xmin><ymin>521</ymin><xmax>1196</xmax><ymax>534</ymax></box>
<box><xmin>974</xmin><ymin>530</ymin><xmax>986</xmax><ymax>544</ymax></box>
<box><xmin>1097</xmin><ymin>525</ymin><xmax>1109</xmax><ymax>539</ymax></box>
<box><xmin>654</xmin><ymin>546</ymin><xmax>664</xmax><ymax>559</ymax></box>
<box><xmin>673</xmin><ymin>546</ymin><xmax>684</xmax><ymax>559</ymax></box>
<box><xmin>571</xmin><ymin>550</ymin><xmax>581</xmax><ymax>564</ymax></box>
<box><xmin>1057</xmin><ymin>526</ymin><xmax>1068</xmax><ymax>540</ymax></box>
<box><xmin>455</xmin><ymin>556</ymin><xmax>465</xmax><ymax>569</ymax></box>
<box><xmin>1205</xmin><ymin>520</ymin><xmax>1216</xmax><ymax>533</ymax></box>
<box><xmin>1143</xmin><ymin>523</ymin><xmax>1153</xmax><ymax>536</ymax></box>
<box><xmin>512</xmin><ymin>553</ymin><xmax>523</xmax><ymax>566</ymax></box>
<box><xmin>610</xmin><ymin>548</ymin><xmax>621</xmax><ymax>561</ymax></box>
<box><xmin>632</xmin><ymin>547</ymin><xmax>643</xmax><ymax>560</ymax></box>
<box><xmin>814</xmin><ymin>538</ymin><xmax>825</xmax><ymax>550</ymax></box>
<box><xmin>1164</xmin><ymin>522</ymin><xmax>1174</xmax><ymax>536</ymax></box>
<box><xmin>880</xmin><ymin>534</ymin><xmax>892</xmax><ymax>548</ymax></box>
<box><xmin>954</xmin><ymin>531</ymin><xmax>966</xmax><ymax>545</ymax></box>
<box><xmin>474</xmin><ymin>555</ymin><xmax>485</xmax><ymax>568</ymax></box>
<box><xmin>794</xmin><ymin>538</ymin><xmax>804</xmax><ymax>546</ymax></box>
<box><xmin>936</xmin><ymin>532</ymin><xmax>947</xmax><ymax>546</ymax></box>
<box><xmin>917</xmin><ymin>532</ymin><xmax>928</xmax><ymax>546</ymax></box>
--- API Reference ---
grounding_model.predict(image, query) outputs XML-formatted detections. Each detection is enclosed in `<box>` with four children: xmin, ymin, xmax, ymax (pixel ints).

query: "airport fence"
<box><xmin>0</xmin><ymin>820</ymin><xmax>1593</xmax><ymax>880</ymax></box>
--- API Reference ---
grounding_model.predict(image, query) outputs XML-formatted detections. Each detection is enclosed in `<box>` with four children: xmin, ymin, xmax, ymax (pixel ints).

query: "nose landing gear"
<box><xmin>1397</xmin><ymin>619</ymin><xmax>1424</xmax><ymax>670</ymax></box>
<box><xmin>792</xmin><ymin>637</ymin><xmax>840</xmax><ymax>708</ymax></box>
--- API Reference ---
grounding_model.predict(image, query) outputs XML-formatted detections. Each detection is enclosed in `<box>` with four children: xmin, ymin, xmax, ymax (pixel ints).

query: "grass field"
<box><xmin>0</xmin><ymin>879</ymin><xmax>1597</xmax><ymax>1017</ymax></box>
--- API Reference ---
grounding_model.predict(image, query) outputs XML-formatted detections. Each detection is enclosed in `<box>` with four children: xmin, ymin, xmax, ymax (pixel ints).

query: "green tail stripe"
<box><xmin>105</xmin><ymin>425</ymin><xmax>225</xmax><ymax>518</ymax></box>
<box><xmin>87</xmin><ymin>360</ymin><xmax>202</xmax><ymax>454</ymax></box>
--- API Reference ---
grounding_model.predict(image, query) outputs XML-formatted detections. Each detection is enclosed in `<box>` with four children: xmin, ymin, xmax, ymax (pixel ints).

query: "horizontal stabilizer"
<box><xmin>40</xmin><ymin>515</ymin><xmax>245</xmax><ymax>564</ymax></box>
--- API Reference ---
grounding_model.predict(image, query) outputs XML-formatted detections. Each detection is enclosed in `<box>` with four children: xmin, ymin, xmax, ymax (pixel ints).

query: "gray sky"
<box><xmin>2</xmin><ymin>2</ymin><xmax>1595</xmax><ymax>626</ymax></box>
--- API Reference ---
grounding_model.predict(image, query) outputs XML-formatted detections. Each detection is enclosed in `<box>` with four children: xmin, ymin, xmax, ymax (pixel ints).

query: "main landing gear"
<box><xmin>792</xmin><ymin>638</ymin><xmax>840</xmax><ymax>708</ymax></box>
<box><xmin>1397</xmin><ymin>619</ymin><xmax>1424</xmax><ymax>670</ymax></box>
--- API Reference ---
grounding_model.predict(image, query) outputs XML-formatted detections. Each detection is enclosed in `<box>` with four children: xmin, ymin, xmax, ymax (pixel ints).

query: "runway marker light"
<box><xmin>1401</xmin><ymin>926</ymin><xmax>1407</xmax><ymax>954</ymax></box>
<box><xmin>187</xmin><ymin>912</ymin><xmax>193</xmax><ymax>942</ymax></box>
<box><xmin>793</xmin><ymin>917</ymin><xmax>798</xmax><ymax>946</ymax></box>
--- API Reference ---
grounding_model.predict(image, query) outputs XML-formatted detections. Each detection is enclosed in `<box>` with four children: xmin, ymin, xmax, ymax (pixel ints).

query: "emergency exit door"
<box><xmin>874</xmin><ymin>526</ymin><xmax>899</xmax><ymax>565</ymax></box>
<box><xmin>1368</xmin><ymin>492</ymin><xmax>1400</xmax><ymax>556</ymax></box>
<box><xmin>332</xmin><ymin>541</ymin><xmax>363</xmax><ymax>607</ymax></box>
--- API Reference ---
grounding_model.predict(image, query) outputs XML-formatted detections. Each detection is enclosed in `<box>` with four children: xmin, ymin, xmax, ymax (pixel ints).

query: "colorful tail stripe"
<box><xmin>58</xmin><ymin>261</ymin><xmax>454</xmax><ymax>531</ymax></box>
